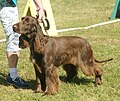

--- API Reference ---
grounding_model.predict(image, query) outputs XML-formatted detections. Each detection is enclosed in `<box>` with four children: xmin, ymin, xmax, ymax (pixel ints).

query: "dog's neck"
<box><xmin>37</xmin><ymin>24</ymin><xmax>44</xmax><ymax>35</ymax></box>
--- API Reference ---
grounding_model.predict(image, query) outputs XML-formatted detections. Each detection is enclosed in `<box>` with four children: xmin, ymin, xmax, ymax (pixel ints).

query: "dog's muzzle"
<box><xmin>13</xmin><ymin>24</ymin><xmax>19</xmax><ymax>33</ymax></box>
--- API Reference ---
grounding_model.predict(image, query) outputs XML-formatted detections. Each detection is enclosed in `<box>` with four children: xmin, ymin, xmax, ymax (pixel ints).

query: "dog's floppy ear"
<box><xmin>19</xmin><ymin>35</ymin><xmax>29</xmax><ymax>48</ymax></box>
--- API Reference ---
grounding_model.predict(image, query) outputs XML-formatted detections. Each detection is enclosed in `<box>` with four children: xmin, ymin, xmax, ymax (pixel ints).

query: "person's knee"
<box><xmin>7</xmin><ymin>51</ymin><xmax>20</xmax><ymax>57</ymax></box>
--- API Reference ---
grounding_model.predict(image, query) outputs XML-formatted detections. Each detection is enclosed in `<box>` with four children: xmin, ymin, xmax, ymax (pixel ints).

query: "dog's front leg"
<box><xmin>44</xmin><ymin>64</ymin><xmax>60</xmax><ymax>95</ymax></box>
<box><xmin>33</xmin><ymin>64</ymin><xmax>43</xmax><ymax>93</ymax></box>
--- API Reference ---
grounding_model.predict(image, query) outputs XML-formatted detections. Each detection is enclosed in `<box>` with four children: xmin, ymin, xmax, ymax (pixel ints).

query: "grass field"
<box><xmin>0</xmin><ymin>0</ymin><xmax>120</xmax><ymax>101</ymax></box>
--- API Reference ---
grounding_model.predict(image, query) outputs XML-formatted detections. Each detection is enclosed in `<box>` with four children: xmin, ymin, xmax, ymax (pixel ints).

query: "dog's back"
<box><xmin>45</xmin><ymin>36</ymin><xmax>94</xmax><ymax>67</ymax></box>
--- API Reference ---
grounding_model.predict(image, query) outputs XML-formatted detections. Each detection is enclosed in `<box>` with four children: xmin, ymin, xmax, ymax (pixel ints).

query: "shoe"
<box><xmin>7</xmin><ymin>74</ymin><xmax>29</xmax><ymax>88</ymax></box>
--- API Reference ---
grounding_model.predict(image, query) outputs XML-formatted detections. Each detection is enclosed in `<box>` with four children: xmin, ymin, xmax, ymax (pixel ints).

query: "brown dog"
<box><xmin>13</xmin><ymin>16</ymin><xmax>112</xmax><ymax>95</ymax></box>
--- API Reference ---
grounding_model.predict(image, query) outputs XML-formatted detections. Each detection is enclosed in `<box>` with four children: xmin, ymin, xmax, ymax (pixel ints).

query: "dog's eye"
<box><xmin>21</xmin><ymin>17</ymin><xmax>25</xmax><ymax>21</ymax></box>
<box><xmin>25</xmin><ymin>17</ymin><xmax>30</xmax><ymax>22</ymax></box>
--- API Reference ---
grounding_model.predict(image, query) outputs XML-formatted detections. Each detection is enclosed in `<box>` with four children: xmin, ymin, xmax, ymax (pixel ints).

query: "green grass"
<box><xmin>0</xmin><ymin>0</ymin><xmax>120</xmax><ymax>101</ymax></box>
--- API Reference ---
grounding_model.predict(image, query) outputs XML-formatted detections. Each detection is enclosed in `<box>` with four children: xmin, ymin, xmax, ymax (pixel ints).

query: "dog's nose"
<box><xmin>13</xmin><ymin>24</ymin><xmax>17</xmax><ymax>29</ymax></box>
<box><xmin>13</xmin><ymin>24</ymin><xmax>18</xmax><ymax>32</ymax></box>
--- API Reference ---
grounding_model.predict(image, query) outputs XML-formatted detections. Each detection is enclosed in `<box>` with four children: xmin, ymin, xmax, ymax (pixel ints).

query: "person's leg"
<box><xmin>0</xmin><ymin>7</ymin><xmax>29</xmax><ymax>88</ymax></box>
<box><xmin>7</xmin><ymin>51</ymin><xmax>19</xmax><ymax>80</ymax></box>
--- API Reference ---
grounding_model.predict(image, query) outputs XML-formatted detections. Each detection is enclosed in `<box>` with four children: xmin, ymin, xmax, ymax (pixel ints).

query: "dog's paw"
<box><xmin>35</xmin><ymin>87</ymin><xmax>43</xmax><ymax>93</ymax></box>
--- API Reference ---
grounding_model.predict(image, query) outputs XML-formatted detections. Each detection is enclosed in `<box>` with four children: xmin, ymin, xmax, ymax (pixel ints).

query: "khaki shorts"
<box><xmin>0</xmin><ymin>7</ymin><xmax>21</xmax><ymax>52</ymax></box>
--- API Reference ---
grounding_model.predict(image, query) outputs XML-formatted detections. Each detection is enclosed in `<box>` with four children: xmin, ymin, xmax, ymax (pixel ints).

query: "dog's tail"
<box><xmin>95</xmin><ymin>58</ymin><xmax>113</xmax><ymax>63</ymax></box>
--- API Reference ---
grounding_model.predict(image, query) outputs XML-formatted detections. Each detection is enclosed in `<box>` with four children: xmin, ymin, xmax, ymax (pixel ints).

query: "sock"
<box><xmin>9</xmin><ymin>68</ymin><xmax>18</xmax><ymax>80</ymax></box>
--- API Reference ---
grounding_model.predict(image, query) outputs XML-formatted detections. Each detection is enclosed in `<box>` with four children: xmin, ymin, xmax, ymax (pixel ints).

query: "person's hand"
<box><xmin>37</xmin><ymin>8</ymin><xmax>45</xmax><ymax>22</ymax></box>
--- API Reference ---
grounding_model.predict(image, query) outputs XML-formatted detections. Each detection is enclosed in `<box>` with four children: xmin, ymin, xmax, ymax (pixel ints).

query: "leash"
<box><xmin>42</xmin><ymin>18</ymin><xmax>50</xmax><ymax>36</ymax></box>
<box><xmin>38</xmin><ymin>10</ymin><xmax>50</xmax><ymax>36</ymax></box>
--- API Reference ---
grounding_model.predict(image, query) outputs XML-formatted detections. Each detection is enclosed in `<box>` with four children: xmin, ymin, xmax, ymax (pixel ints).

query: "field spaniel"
<box><xmin>13</xmin><ymin>16</ymin><xmax>112</xmax><ymax>95</ymax></box>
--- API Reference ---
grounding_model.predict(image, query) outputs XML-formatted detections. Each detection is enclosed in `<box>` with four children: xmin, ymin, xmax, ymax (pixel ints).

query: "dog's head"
<box><xmin>13</xmin><ymin>16</ymin><xmax>43</xmax><ymax>48</ymax></box>
<box><xmin>13</xmin><ymin>16</ymin><xmax>41</xmax><ymax>37</ymax></box>
<box><xmin>13</xmin><ymin>16</ymin><xmax>46</xmax><ymax>49</ymax></box>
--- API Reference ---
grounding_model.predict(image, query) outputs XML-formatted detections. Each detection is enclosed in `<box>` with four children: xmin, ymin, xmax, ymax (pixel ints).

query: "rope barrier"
<box><xmin>57</xmin><ymin>19</ymin><xmax>120</xmax><ymax>33</ymax></box>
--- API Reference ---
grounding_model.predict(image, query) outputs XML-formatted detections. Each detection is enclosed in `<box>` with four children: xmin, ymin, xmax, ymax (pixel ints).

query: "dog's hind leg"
<box><xmin>79</xmin><ymin>60</ymin><xmax>103</xmax><ymax>86</ymax></box>
<box><xmin>63</xmin><ymin>64</ymin><xmax>78</xmax><ymax>82</ymax></box>
<box><xmin>93</xmin><ymin>64</ymin><xmax>103</xmax><ymax>86</ymax></box>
